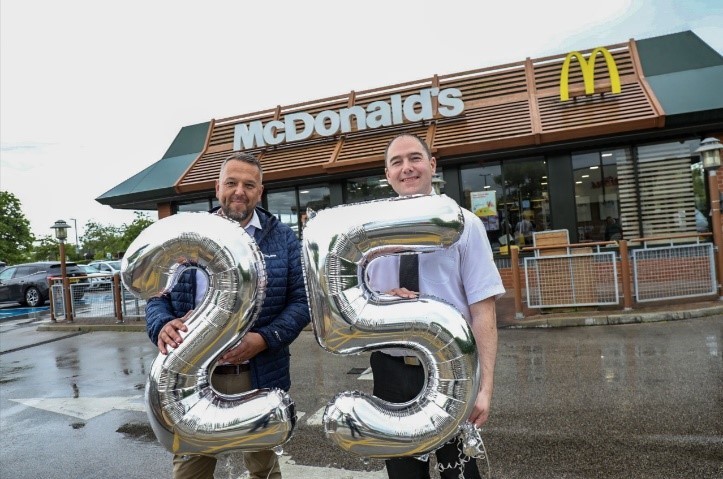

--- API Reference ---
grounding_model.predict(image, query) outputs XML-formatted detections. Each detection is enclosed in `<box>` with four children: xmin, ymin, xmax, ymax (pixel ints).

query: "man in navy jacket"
<box><xmin>145</xmin><ymin>152</ymin><xmax>310</xmax><ymax>479</ymax></box>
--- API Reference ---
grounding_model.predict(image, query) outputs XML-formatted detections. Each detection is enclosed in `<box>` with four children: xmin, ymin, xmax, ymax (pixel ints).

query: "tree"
<box><xmin>30</xmin><ymin>235</ymin><xmax>82</xmax><ymax>262</ymax></box>
<box><xmin>121</xmin><ymin>212</ymin><xmax>155</xmax><ymax>251</ymax></box>
<box><xmin>31</xmin><ymin>235</ymin><xmax>61</xmax><ymax>262</ymax></box>
<box><xmin>0</xmin><ymin>191</ymin><xmax>35</xmax><ymax>264</ymax></box>
<box><xmin>81</xmin><ymin>221</ymin><xmax>125</xmax><ymax>260</ymax></box>
<box><xmin>79</xmin><ymin>212</ymin><xmax>155</xmax><ymax>260</ymax></box>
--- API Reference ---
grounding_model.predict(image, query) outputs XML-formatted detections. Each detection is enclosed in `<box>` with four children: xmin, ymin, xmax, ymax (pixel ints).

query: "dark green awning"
<box><xmin>96</xmin><ymin>121</ymin><xmax>210</xmax><ymax>210</ymax></box>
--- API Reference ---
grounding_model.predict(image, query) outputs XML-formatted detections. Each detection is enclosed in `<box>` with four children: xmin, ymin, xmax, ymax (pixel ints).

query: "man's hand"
<box><xmin>385</xmin><ymin>287</ymin><xmax>418</xmax><ymax>299</ymax></box>
<box><xmin>467</xmin><ymin>389</ymin><xmax>492</xmax><ymax>427</ymax></box>
<box><xmin>219</xmin><ymin>332</ymin><xmax>268</xmax><ymax>365</ymax></box>
<box><xmin>157</xmin><ymin>310</ymin><xmax>192</xmax><ymax>355</ymax></box>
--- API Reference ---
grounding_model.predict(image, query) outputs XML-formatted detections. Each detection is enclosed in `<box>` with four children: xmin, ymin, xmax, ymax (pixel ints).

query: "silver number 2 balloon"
<box><xmin>301</xmin><ymin>195</ymin><xmax>480</xmax><ymax>459</ymax></box>
<box><xmin>121</xmin><ymin>213</ymin><xmax>296</xmax><ymax>455</ymax></box>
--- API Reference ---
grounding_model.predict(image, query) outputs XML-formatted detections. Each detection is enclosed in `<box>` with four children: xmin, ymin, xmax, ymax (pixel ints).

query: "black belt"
<box><xmin>381</xmin><ymin>352</ymin><xmax>422</xmax><ymax>367</ymax></box>
<box><xmin>214</xmin><ymin>363</ymin><xmax>250</xmax><ymax>375</ymax></box>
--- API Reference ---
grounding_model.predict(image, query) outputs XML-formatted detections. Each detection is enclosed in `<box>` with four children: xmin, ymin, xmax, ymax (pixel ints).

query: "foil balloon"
<box><xmin>121</xmin><ymin>212</ymin><xmax>296</xmax><ymax>455</ymax></box>
<box><xmin>301</xmin><ymin>195</ymin><xmax>480</xmax><ymax>459</ymax></box>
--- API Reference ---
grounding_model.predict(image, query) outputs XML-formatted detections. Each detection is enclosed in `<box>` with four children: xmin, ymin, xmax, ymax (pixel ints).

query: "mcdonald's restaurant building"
<box><xmin>99</xmin><ymin>31</ymin><xmax>723</xmax><ymax>288</ymax></box>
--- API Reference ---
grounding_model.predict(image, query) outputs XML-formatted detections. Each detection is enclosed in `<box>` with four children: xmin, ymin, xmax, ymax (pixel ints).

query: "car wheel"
<box><xmin>24</xmin><ymin>287</ymin><xmax>43</xmax><ymax>307</ymax></box>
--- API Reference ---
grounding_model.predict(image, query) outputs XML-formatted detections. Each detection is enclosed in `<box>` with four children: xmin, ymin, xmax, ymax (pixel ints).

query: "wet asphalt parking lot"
<box><xmin>1</xmin><ymin>312</ymin><xmax>721</xmax><ymax>478</ymax></box>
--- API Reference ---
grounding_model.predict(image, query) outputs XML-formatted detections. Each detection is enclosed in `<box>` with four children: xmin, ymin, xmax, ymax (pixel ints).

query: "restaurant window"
<box><xmin>176</xmin><ymin>198</ymin><xmax>213</xmax><ymax>213</ymax></box>
<box><xmin>501</xmin><ymin>158</ymin><xmax>550</xmax><ymax>249</ymax></box>
<box><xmin>266</xmin><ymin>189</ymin><xmax>298</xmax><ymax>236</ymax></box>
<box><xmin>298</xmin><ymin>185</ymin><xmax>331</xmax><ymax>231</ymax></box>
<box><xmin>572</xmin><ymin>149</ymin><xmax>622</xmax><ymax>242</ymax></box>
<box><xmin>616</xmin><ymin>141</ymin><xmax>700</xmax><ymax>239</ymax></box>
<box><xmin>460</xmin><ymin>164</ymin><xmax>506</xmax><ymax>252</ymax></box>
<box><xmin>266</xmin><ymin>185</ymin><xmax>330</xmax><ymax>238</ymax></box>
<box><xmin>345</xmin><ymin>175</ymin><xmax>397</xmax><ymax>203</ymax></box>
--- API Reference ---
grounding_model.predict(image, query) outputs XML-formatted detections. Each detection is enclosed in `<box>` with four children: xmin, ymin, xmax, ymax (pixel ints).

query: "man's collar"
<box><xmin>246</xmin><ymin>210</ymin><xmax>261</xmax><ymax>231</ymax></box>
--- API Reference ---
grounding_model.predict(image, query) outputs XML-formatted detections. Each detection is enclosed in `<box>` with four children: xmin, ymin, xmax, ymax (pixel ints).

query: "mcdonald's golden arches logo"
<box><xmin>560</xmin><ymin>47</ymin><xmax>621</xmax><ymax>101</ymax></box>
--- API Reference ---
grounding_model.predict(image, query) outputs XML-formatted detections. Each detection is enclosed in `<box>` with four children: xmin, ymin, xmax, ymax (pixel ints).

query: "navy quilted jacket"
<box><xmin>144</xmin><ymin>207</ymin><xmax>310</xmax><ymax>391</ymax></box>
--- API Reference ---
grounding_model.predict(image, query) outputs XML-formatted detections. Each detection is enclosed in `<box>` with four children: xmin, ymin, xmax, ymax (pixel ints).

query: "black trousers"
<box><xmin>370</xmin><ymin>352</ymin><xmax>482</xmax><ymax>479</ymax></box>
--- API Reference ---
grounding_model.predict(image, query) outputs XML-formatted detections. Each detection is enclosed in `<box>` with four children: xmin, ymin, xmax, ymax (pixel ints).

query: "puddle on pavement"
<box><xmin>55</xmin><ymin>348</ymin><xmax>80</xmax><ymax>369</ymax></box>
<box><xmin>117</xmin><ymin>422</ymin><xmax>156</xmax><ymax>442</ymax></box>
<box><xmin>0</xmin><ymin>362</ymin><xmax>33</xmax><ymax>384</ymax></box>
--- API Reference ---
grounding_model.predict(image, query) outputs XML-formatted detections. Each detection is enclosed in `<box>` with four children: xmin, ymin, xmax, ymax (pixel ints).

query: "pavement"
<box><xmin>3</xmin><ymin>291</ymin><xmax>720</xmax><ymax>332</ymax></box>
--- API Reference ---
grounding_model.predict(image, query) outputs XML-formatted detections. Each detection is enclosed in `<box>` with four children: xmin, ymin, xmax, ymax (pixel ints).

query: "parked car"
<box><xmin>77</xmin><ymin>264</ymin><xmax>111</xmax><ymax>290</ymax></box>
<box><xmin>87</xmin><ymin>260</ymin><xmax>121</xmax><ymax>275</ymax></box>
<box><xmin>86</xmin><ymin>260</ymin><xmax>121</xmax><ymax>290</ymax></box>
<box><xmin>0</xmin><ymin>261</ymin><xmax>89</xmax><ymax>307</ymax></box>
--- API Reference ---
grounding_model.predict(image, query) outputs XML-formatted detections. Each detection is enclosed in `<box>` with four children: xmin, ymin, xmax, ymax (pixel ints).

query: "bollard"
<box><xmin>619</xmin><ymin>240</ymin><xmax>633</xmax><ymax>310</ymax></box>
<box><xmin>511</xmin><ymin>246</ymin><xmax>524</xmax><ymax>319</ymax></box>
<box><xmin>114</xmin><ymin>274</ymin><xmax>124</xmax><ymax>323</ymax></box>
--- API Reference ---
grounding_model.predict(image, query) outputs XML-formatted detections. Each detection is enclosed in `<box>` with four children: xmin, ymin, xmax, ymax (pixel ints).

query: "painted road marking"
<box><xmin>0</xmin><ymin>306</ymin><xmax>49</xmax><ymax>319</ymax></box>
<box><xmin>275</xmin><ymin>455</ymin><xmax>386</xmax><ymax>478</ymax></box>
<box><xmin>11</xmin><ymin>395</ymin><xmax>145</xmax><ymax>420</ymax></box>
<box><xmin>8</xmin><ymin>366</ymin><xmax>374</xmax><ymax>422</ymax></box>
<box><xmin>10</xmin><ymin>397</ymin><xmax>387</xmax><ymax>477</ymax></box>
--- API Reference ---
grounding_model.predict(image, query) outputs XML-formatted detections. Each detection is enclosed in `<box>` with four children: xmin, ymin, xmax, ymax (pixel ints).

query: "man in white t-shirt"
<box><xmin>365</xmin><ymin>134</ymin><xmax>505</xmax><ymax>479</ymax></box>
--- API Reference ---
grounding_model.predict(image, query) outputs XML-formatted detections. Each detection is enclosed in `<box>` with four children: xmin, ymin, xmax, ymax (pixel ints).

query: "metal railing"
<box><xmin>524</xmin><ymin>247</ymin><xmax>619</xmax><ymax>308</ymax></box>
<box><xmin>511</xmin><ymin>232</ymin><xmax>718</xmax><ymax>317</ymax></box>
<box><xmin>49</xmin><ymin>274</ymin><xmax>146</xmax><ymax>322</ymax></box>
<box><xmin>630</xmin><ymin>234</ymin><xmax>716</xmax><ymax>302</ymax></box>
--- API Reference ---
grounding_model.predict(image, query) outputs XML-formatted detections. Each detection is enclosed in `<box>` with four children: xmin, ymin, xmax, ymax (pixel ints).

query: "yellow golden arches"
<box><xmin>560</xmin><ymin>47</ymin><xmax>622</xmax><ymax>101</ymax></box>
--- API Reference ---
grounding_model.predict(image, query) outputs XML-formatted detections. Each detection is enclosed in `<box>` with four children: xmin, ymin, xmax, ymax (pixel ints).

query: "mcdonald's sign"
<box><xmin>560</xmin><ymin>47</ymin><xmax>621</xmax><ymax>101</ymax></box>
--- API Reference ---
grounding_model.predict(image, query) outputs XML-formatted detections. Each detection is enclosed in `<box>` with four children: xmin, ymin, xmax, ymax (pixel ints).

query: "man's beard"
<box><xmin>222</xmin><ymin>205</ymin><xmax>249</xmax><ymax>223</ymax></box>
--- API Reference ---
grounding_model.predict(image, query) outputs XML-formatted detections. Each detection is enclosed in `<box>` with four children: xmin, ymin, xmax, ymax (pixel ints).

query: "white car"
<box><xmin>85</xmin><ymin>260</ymin><xmax>121</xmax><ymax>289</ymax></box>
<box><xmin>78</xmin><ymin>264</ymin><xmax>110</xmax><ymax>290</ymax></box>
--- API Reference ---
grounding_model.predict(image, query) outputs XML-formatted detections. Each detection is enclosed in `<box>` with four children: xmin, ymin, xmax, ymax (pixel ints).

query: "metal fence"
<box><xmin>632</xmin><ymin>241</ymin><xmax>716</xmax><ymax>302</ymax></box>
<box><xmin>524</xmin><ymin>248</ymin><xmax>619</xmax><ymax>308</ymax></box>
<box><xmin>510</xmin><ymin>233</ymin><xmax>719</xmax><ymax>316</ymax></box>
<box><xmin>50</xmin><ymin>276</ymin><xmax>146</xmax><ymax>321</ymax></box>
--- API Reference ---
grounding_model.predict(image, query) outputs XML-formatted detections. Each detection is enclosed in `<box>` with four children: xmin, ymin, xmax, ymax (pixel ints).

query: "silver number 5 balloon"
<box><xmin>301</xmin><ymin>195</ymin><xmax>480</xmax><ymax>459</ymax></box>
<box><xmin>121</xmin><ymin>213</ymin><xmax>296</xmax><ymax>455</ymax></box>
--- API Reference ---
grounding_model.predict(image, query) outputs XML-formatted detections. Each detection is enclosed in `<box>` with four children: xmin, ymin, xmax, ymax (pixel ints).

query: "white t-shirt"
<box><xmin>364</xmin><ymin>206</ymin><xmax>505</xmax><ymax>356</ymax></box>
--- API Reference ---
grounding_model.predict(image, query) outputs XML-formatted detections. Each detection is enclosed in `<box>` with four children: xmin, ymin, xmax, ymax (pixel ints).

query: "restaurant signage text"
<box><xmin>233</xmin><ymin>87</ymin><xmax>464</xmax><ymax>150</ymax></box>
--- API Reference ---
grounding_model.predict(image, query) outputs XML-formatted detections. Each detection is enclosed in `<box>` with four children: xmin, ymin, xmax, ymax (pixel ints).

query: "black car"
<box><xmin>0</xmin><ymin>261</ymin><xmax>89</xmax><ymax>307</ymax></box>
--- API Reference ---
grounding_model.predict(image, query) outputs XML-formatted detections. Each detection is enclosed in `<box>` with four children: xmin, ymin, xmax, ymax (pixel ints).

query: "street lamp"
<box><xmin>70</xmin><ymin>218</ymin><xmax>79</xmax><ymax>251</ymax></box>
<box><xmin>432</xmin><ymin>174</ymin><xmax>446</xmax><ymax>195</ymax></box>
<box><xmin>695</xmin><ymin>137</ymin><xmax>723</xmax><ymax>300</ymax></box>
<box><xmin>50</xmin><ymin>220</ymin><xmax>73</xmax><ymax>321</ymax></box>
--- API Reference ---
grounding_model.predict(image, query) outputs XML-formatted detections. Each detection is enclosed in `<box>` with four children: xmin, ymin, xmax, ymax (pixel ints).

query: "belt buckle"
<box><xmin>403</xmin><ymin>356</ymin><xmax>420</xmax><ymax>366</ymax></box>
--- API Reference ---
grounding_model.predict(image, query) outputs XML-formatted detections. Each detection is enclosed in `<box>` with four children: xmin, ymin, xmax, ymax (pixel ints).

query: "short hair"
<box><xmin>384</xmin><ymin>133</ymin><xmax>433</xmax><ymax>165</ymax></box>
<box><xmin>220</xmin><ymin>152</ymin><xmax>263</xmax><ymax>180</ymax></box>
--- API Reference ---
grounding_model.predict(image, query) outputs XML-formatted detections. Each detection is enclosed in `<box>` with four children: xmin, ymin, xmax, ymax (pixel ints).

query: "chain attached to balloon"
<box><xmin>301</xmin><ymin>194</ymin><xmax>480</xmax><ymax>459</ymax></box>
<box><xmin>121</xmin><ymin>213</ymin><xmax>296</xmax><ymax>455</ymax></box>
<box><xmin>435</xmin><ymin>424</ymin><xmax>490</xmax><ymax>477</ymax></box>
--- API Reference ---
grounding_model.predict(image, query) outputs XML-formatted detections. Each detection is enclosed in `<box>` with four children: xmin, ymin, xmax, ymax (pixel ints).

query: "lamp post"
<box><xmin>70</xmin><ymin>217</ymin><xmax>79</xmax><ymax>251</ymax></box>
<box><xmin>695</xmin><ymin>137</ymin><xmax>723</xmax><ymax>300</ymax></box>
<box><xmin>51</xmin><ymin>220</ymin><xmax>73</xmax><ymax>321</ymax></box>
<box><xmin>432</xmin><ymin>174</ymin><xmax>446</xmax><ymax>195</ymax></box>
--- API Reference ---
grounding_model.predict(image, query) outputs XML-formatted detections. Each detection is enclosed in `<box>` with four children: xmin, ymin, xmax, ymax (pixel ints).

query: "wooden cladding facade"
<box><xmin>176</xmin><ymin>39</ymin><xmax>664</xmax><ymax>194</ymax></box>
